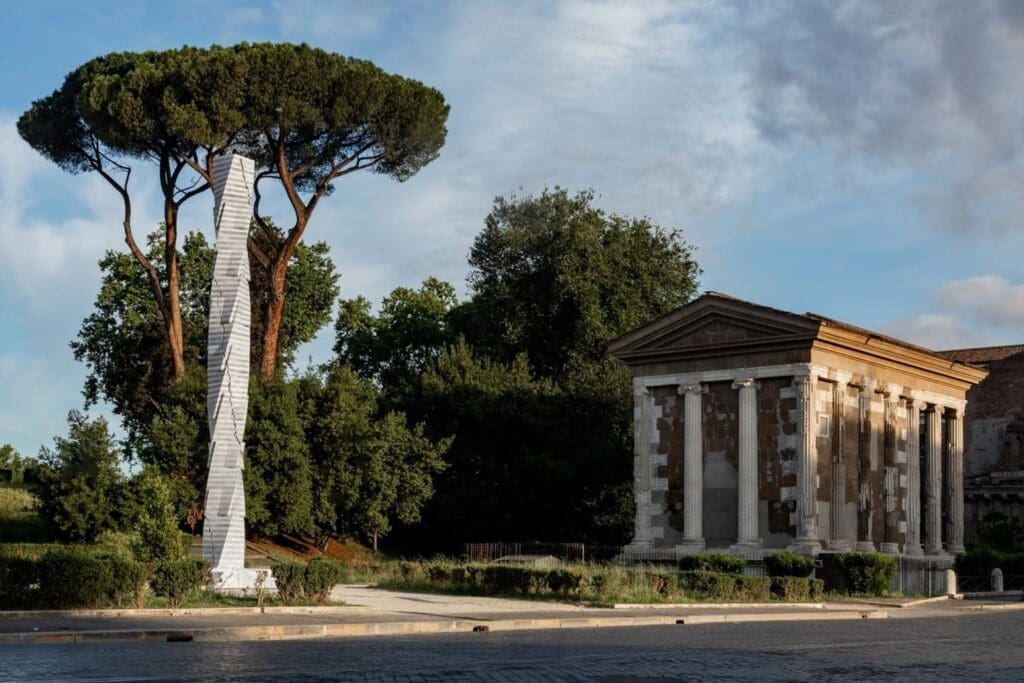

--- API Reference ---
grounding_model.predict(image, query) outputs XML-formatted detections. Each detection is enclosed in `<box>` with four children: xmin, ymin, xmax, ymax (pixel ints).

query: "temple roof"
<box><xmin>937</xmin><ymin>345</ymin><xmax>1024</xmax><ymax>366</ymax></box>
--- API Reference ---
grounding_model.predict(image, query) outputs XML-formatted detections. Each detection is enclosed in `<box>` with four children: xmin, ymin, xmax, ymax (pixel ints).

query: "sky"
<box><xmin>1</xmin><ymin>0</ymin><xmax>1023</xmax><ymax>457</ymax></box>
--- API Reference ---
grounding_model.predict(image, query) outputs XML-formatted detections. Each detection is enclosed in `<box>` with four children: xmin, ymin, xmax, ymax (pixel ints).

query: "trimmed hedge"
<box><xmin>678</xmin><ymin>553</ymin><xmax>746</xmax><ymax>574</ymax></box>
<box><xmin>818</xmin><ymin>552</ymin><xmax>896</xmax><ymax>596</ymax></box>
<box><xmin>0</xmin><ymin>549</ymin><xmax>153</xmax><ymax>609</ymax></box>
<box><xmin>764</xmin><ymin>551</ymin><xmax>815</xmax><ymax>578</ymax></box>
<box><xmin>150</xmin><ymin>559</ymin><xmax>212</xmax><ymax>608</ymax></box>
<box><xmin>955</xmin><ymin>547</ymin><xmax>1024</xmax><ymax>577</ymax></box>
<box><xmin>271</xmin><ymin>560</ymin><xmax>306</xmax><ymax>603</ymax></box>
<box><xmin>304</xmin><ymin>557</ymin><xmax>346</xmax><ymax>604</ymax></box>
<box><xmin>770</xmin><ymin>576</ymin><xmax>824</xmax><ymax>602</ymax></box>
<box><xmin>677</xmin><ymin>571</ymin><xmax>771</xmax><ymax>601</ymax></box>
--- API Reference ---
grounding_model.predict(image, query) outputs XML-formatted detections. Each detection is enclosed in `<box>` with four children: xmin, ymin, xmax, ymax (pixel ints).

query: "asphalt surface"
<box><xmin>2</xmin><ymin>611</ymin><xmax>1022</xmax><ymax>681</ymax></box>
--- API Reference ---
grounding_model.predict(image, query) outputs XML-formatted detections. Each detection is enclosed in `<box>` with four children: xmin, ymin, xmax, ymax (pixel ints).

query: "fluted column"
<box><xmin>856</xmin><ymin>379</ymin><xmax>878</xmax><ymax>551</ymax></box>
<box><xmin>677</xmin><ymin>383</ymin><xmax>705</xmax><ymax>553</ymax></box>
<box><xmin>731</xmin><ymin>378</ymin><xmax>762</xmax><ymax>553</ymax></box>
<box><xmin>630</xmin><ymin>385</ymin><xmax>656</xmax><ymax>548</ymax></box>
<box><xmin>946</xmin><ymin>407</ymin><xmax>965</xmax><ymax>555</ymax></box>
<box><xmin>790</xmin><ymin>373</ymin><xmax>821</xmax><ymax>554</ymax></box>
<box><xmin>828</xmin><ymin>378</ymin><xmax>850</xmax><ymax>550</ymax></box>
<box><xmin>904</xmin><ymin>399</ymin><xmax>924</xmax><ymax>556</ymax></box>
<box><xmin>880</xmin><ymin>386</ymin><xmax>902</xmax><ymax>554</ymax></box>
<box><xmin>924</xmin><ymin>404</ymin><xmax>945</xmax><ymax>555</ymax></box>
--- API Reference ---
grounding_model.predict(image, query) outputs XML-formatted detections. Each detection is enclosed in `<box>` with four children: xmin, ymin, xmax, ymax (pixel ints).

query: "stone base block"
<box><xmin>825</xmin><ymin>539</ymin><xmax>851</xmax><ymax>552</ymax></box>
<box><xmin>787</xmin><ymin>539</ymin><xmax>822</xmax><ymax>556</ymax></box>
<box><xmin>729</xmin><ymin>540</ymin><xmax>763</xmax><ymax>559</ymax></box>
<box><xmin>210</xmin><ymin>567</ymin><xmax>277</xmax><ymax>592</ymax></box>
<box><xmin>903</xmin><ymin>544</ymin><xmax>923</xmax><ymax>556</ymax></box>
<box><xmin>675</xmin><ymin>539</ymin><xmax>706</xmax><ymax>556</ymax></box>
<box><xmin>879</xmin><ymin>542</ymin><xmax>900</xmax><ymax>555</ymax></box>
<box><xmin>855</xmin><ymin>541</ymin><xmax>877</xmax><ymax>552</ymax></box>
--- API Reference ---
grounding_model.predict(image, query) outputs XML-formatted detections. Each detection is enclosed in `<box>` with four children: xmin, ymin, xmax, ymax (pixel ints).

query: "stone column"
<box><xmin>629</xmin><ymin>385</ymin><xmax>656</xmax><ymax>549</ymax></box>
<box><xmin>731</xmin><ymin>378</ymin><xmax>762</xmax><ymax>553</ymax></box>
<box><xmin>828</xmin><ymin>378</ymin><xmax>850</xmax><ymax>550</ymax></box>
<box><xmin>880</xmin><ymin>386</ymin><xmax>902</xmax><ymax>554</ymax></box>
<box><xmin>856</xmin><ymin>379</ymin><xmax>878</xmax><ymax>552</ymax></box>
<box><xmin>924</xmin><ymin>404</ymin><xmax>945</xmax><ymax>555</ymax></box>
<box><xmin>946</xmin><ymin>407</ymin><xmax>965</xmax><ymax>555</ymax></box>
<box><xmin>677</xmin><ymin>383</ymin><xmax>705</xmax><ymax>554</ymax></box>
<box><xmin>904</xmin><ymin>399</ymin><xmax>924</xmax><ymax>556</ymax></box>
<box><xmin>790</xmin><ymin>373</ymin><xmax>821</xmax><ymax>554</ymax></box>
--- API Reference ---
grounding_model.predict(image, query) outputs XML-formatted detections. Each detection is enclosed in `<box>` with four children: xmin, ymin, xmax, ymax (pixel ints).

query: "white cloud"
<box><xmin>937</xmin><ymin>275</ymin><xmax>1024</xmax><ymax>327</ymax></box>
<box><xmin>883</xmin><ymin>313</ymin><xmax>983</xmax><ymax>351</ymax></box>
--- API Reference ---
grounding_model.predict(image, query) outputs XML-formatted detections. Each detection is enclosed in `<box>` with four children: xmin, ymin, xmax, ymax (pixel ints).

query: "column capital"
<box><xmin>882</xmin><ymin>384</ymin><xmax>903</xmax><ymax>402</ymax></box>
<box><xmin>926</xmin><ymin>403</ymin><xmax>946</xmax><ymax>416</ymax></box>
<box><xmin>792</xmin><ymin>372</ymin><xmax>818</xmax><ymax>388</ymax></box>
<box><xmin>678</xmin><ymin>382</ymin><xmax>703</xmax><ymax>396</ymax></box>
<box><xmin>732</xmin><ymin>378</ymin><xmax>759</xmax><ymax>390</ymax></box>
<box><xmin>859</xmin><ymin>377</ymin><xmax>878</xmax><ymax>394</ymax></box>
<box><xmin>906</xmin><ymin>398</ymin><xmax>925</xmax><ymax>411</ymax></box>
<box><xmin>947</xmin><ymin>406</ymin><xmax>965</xmax><ymax>419</ymax></box>
<box><xmin>633</xmin><ymin>385</ymin><xmax>651</xmax><ymax>399</ymax></box>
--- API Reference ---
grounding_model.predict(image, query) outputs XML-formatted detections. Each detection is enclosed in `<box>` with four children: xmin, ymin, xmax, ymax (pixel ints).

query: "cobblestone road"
<box><xmin>2</xmin><ymin>611</ymin><xmax>1023</xmax><ymax>681</ymax></box>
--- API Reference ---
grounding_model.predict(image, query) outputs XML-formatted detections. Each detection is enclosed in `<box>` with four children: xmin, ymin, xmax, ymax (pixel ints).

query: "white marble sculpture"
<box><xmin>202</xmin><ymin>153</ymin><xmax>261</xmax><ymax>589</ymax></box>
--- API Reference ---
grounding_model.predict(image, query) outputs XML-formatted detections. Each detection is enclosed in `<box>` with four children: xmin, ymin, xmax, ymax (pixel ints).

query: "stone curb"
<box><xmin>826</xmin><ymin>595</ymin><xmax>952</xmax><ymax>609</ymax></box>
<box><xmin>0</xmin><ymin>610</ymin><xmax>885</xmax><ymax>645</ymax></box>
<box><xmin>956</xmin><ymin>602</ymin><xmax>1024</xmax><ymax>612</ymax></box>
<box><xmin>611</xmin><ymin>602</ymin><xmax>825</xmax><ymax>610</ymax></box>
<box><xmin>0</xmin><ymin>605</ymin><xmax>378</xmax><ymax>619</ymax></box>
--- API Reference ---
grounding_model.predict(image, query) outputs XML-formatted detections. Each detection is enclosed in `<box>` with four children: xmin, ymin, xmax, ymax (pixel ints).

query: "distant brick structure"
<box><xmin>609</xmin><ymin>293</ymin><xmax>987</xmax><ymax>560</ymax></box>
<box><xmin>937</xmin><ymin>345</ymin><xmax>1024</xmax><ymax>545</ymax></box>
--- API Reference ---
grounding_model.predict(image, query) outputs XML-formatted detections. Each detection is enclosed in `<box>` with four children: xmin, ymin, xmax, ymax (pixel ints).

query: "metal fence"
<box><xmin>462</xmin><ymin>542</ymin><xmax>678</xmax><ymax>565</ymax></box>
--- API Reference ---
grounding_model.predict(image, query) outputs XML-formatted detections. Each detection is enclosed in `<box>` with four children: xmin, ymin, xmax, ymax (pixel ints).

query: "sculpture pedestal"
<box><xmin>209</xmin><ymin>567</ymin><xmax>277</xmax><ymax>592</ymax></box>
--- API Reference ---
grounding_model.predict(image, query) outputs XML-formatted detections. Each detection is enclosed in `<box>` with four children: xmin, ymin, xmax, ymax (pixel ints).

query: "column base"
<box><xmin>826</xmin><ymin>539</ymin><xmax>851</xmax><ymax>552</ymax></box>
<box><xmin>924</xmin><ymin>545</ymin><xmax>945</xmax><ymax>557</ymax></box>
<box><xmin>675</xmin><ymin>539</ymin><xmax>706</xmax><ymax>556</ymax></box>
<box><xmin>729</xmin><ymin>540</ymin><xmax>763</xmax><ymax>558</ymax></box>
<box><xmin>787</xmin><ymin>539</ymin><xmax>822</xmax><ymax>556</ymax></box>
<box><xmin>855</xmin><ymin>541</ymin><xmax>877</xmax><ymax>552</ymax></box>
<box><xmin>903</xmin><ymin>544</ymin><xmax>924</xmax><ymax>557</ymax></box>
<box><xmin>879</xmin><ymin>542</ymin><xmax>900</xmax><ymax>555</ymax></box>
<box><xmin>627</xmin><ymin>538</ymin><xmax>655</xmax><ymax>551</ymax></box>
<box><xmin>946</xmin><ymin>544</ymin><xmax>965</xmax><ymax>556</ymax></box>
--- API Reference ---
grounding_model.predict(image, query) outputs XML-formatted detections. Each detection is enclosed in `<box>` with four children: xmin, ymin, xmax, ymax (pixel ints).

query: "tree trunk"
<box><xmin>257</xmin><ymin>218</ymin><xmax>305</xmax><ymax>383</ymax></box>
<box><xmin>164</xmin><ymin>203</ymin><xmax>186</xmax><ymax>378</ymax></box>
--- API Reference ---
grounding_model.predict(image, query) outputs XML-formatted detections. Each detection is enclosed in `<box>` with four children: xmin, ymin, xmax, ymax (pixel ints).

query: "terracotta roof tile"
<box><xmin>937</xmin><ymin>345</ymin><xmax>1024</xmax><ymax>365</ymax></box>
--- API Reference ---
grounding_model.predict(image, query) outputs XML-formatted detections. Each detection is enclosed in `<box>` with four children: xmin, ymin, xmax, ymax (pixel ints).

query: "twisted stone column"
<box><xmin>946</xmin><ymin>408</ymin><xmax>965</xmax><ymax>555</ymax></box>
<box><xmin>203</xmin><ymin>154</ymin><xmax>254</xmax><ymax>585</ymax></box>
<box><xmin>790</xmin><ymin>373</ymin><xmax>821</xmax><ymax>554</ymax></box>
<box><xmin>677</xmin><ymin>383</ymin><xmax>705</xmax><ymax>553</ymax></box>
<box><xmin>904</xmin><ymin>400</ymin><xmax>924</xmax><ymax>556</ymax></box>
<box><xmin>856</xmin><ymin>379</ymin><xmax>878</xmax><ymax>551</ymax></box>
<box><xmin>828</xmin><ymin>378</ymin><xmax>850</xmax><ymax>550</ymax></box>
<box><xmin>880</xmin><ymin>386</ymin><xmax>902</xmax><ymax>554</ymax></box>
<box><xmin>924</xmin><ymin>404</ymin><xmax>945</xmax><ymax>555</ymax></box>
<box><xmin>731</xmin><ymin>379</ymin><xmax>762</xmax><ymax>553</ymax></box>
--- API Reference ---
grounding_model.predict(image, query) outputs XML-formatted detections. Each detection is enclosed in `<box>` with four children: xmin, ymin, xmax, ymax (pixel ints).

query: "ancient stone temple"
<box><xmin>607</xmin><ymin>292</ymin><xmax>988</xmax><ymax>559</ymax></box>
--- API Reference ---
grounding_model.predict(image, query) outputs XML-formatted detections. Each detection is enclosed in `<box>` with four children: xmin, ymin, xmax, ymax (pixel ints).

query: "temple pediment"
<box><xmin>607</xmin><ymin>292</ymin><xmax>818</xmax><ymax>359</ymax></box>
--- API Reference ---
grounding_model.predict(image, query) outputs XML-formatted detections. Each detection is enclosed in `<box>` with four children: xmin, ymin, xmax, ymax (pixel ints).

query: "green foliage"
<box><xmin>977</xmin><ymin>510</ymin><xmax>1024</xmax><ymax>552</ymax></box>
<box><xmin>463</xmin><ymin>187</ymin><xmax>701</xmax><ymax>376</ymax></box>
<box><xmin>124</xmin><ymin>466</ymin><xmax>188</xmax><ymax>563</ymax></box>
<box><xmin>300</xmin><ymin>365</ymin><xmax>449</xmax><ymax>544</ymax></box>
<box><xmin>150</xmin><ymin>559</ymin><xmax>212</xmax><ymax>608</ymax></box>
<box><xmin>271</xmin><ymin>560</ymin><xmax>307</xmax><ymax>604</ymax></box>
<box><xmin>36</xmin><ymin>412</ymin><xmax>125</xmax><ymax>542</ymax></box>
<box><xmin>955</xmin><ymin>547</ymin><xmax>1024</xmax><ymax>576</ymax></box>
<box><xmin>303</xmin><ymin>557</ymin><xmax>347</xmax><ymax>604</ymax></box>
<box><xmin>35</xmin><ymin>549</ymin><xmax>146</xmax><ymax>609</ymax></box>
<box><xmin>769</xmin><ymin>576</ymin><xmax>825</xmax><ymax>602</ymax></box>
<box><xmin>0</xmin><ymin>444</ymin><xmax>32</xmax><ymax>483</ymax></box>
<box><xmin>245</xmin><ymin>378</ymin><xmax>316</xmax><ymax>537</ymax></box>
<box><xmin>335</xmin><ymin>278</ymin><xmax>458</xmax><ymax>402</ymax></box>
<box><xmin>678</xmin><ymin>553</ymin><xmax>747</xmax><ymax>574</ymax></box>
<box><xmin>0</xmin><ymin>554</ymin><xmax>38</xmax><ymax>609</ymax></box>
<box><xmin>763</xmin><ymin>551</ymin><xmax>815</xmax><ymax>578</ymax></box>
<box><xmin>819</xmin><ymin>552</ymin><xmax>896</xmax><ymax>596</ymax></box>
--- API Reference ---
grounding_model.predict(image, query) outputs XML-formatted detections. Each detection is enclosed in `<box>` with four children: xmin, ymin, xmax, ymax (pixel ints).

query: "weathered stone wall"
<box><xmin>702</xmin><ymin>381</ymin><xmax>739</xmax><ymax>547</ymax></box>
<box><xmin>653</xmin><ymin>386</ymin><xmax>683</xmax><ymax>546</ymax></box>
<box><xmin>758</xmin><ymin>378</ymin><xmax>796</xmax><ymax>548</ymax></box>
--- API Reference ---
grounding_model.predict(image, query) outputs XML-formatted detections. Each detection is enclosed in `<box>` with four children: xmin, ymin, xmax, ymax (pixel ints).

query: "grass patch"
<box><xmin>140</xmin><ymin>591</ymin><xmax>346</xmax><ymax>609</ymax></box>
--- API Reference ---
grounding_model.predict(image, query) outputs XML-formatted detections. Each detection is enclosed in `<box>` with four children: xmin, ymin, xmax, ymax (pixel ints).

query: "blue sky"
<box><xmin>2</xmin><ymin>1</ymin><xmax>1023</xmax><ymax>457</ymax></box>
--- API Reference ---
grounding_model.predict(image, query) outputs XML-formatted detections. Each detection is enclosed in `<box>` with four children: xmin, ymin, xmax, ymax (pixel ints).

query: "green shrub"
<box><xmin>546</xmin><ymin>568</ymin><xmax>591</xmax><ymax>598</ymax></box>
<box><xmin>819</xmin><ymin>552</ymin><xmax>896</xmax><ymax>596</ymax></box>
<box><xmin>0</xmin><ymin>554</ymin><xmax>38</xmax><ymax>608</ymax></box>
<box><xmin>956</xmin><ymin>547</ymin><xmax>1024</xmax><ymax>576</ymax></box>
<box><xmin>764</xmin><ymin>551</ymin><xmax>815</xmax><ymax>578</ymax></box>
<box><xmin>271</xmin><ymin>560</ymin><xmax>307</xmax><ymax>603</ymax></box>
<box><xmin>35</xmin><ymin>549</ymin><xmax>140</xmax><ymax>608</ymax></box>
<box><xmin>304</xmin><ymin>557</ymin><xmax>346</xmax><ymax>604</ymax></box>
<box><xmin>679</xmin><ymin>570</ymin><xmax>737</xmax><ymax>600</ymax></box>
<box><xmin>150</xmin><ymin>559</ymin><xmax>211</xmax><ymax>608</ymax></box>
<box><xmin>769</xmin><ymin>576</ymin><xmax>824</xmax><ymax>602</ymax></box>
<box><xmin>733</xmin><ymin>575</ymin><xmax>771</xmax><ymax>601</ymax></box>
<box><xmin>678</xmin><ymin>552</ymin><xmax>746</xmax><ymax>574</ymax></box>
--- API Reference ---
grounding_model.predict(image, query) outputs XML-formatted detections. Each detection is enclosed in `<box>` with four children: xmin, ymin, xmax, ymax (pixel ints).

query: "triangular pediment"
<box><xmin>607</xmin><ymin>292</ymin><xmax>820</xmax><ymax>359</ymax></box>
